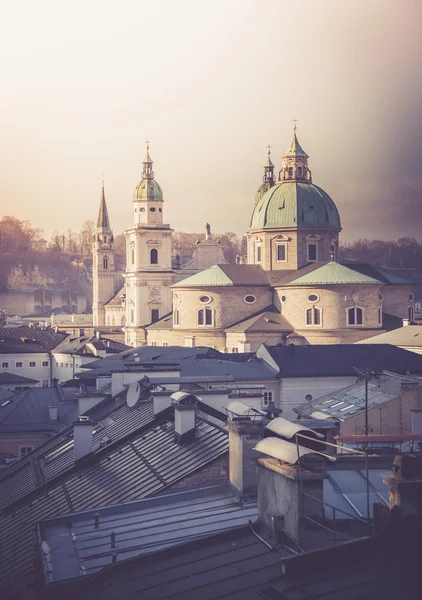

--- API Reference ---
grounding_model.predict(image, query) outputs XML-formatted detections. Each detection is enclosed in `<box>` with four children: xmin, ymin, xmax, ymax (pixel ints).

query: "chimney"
<box><xmin>73</xmin><ymin>416</ymin><xmax>93</xmax><ymax>462</ymax></box>
<box><xmin>171</xmin><ymin>392</ymin><xmax>197</xmax><ymax>444</ymax></box>
<box><xmin>229</xmin><ymin>418</ymin><xmax>262</xmax><ymax>497</ymax></box>
<box><xmin>238</xmin><ymin>340</ymin><xmax>251</xmax><ymax>353</ymax></box>
<box><xmin>403</xmin><ymin>319</ymin><xmax>410</xmax><ymax>327</ymax></box>
<box><xmin>255</xmin><ymin>440</ymin><xmax>327</xmax><ymax>544</ymax></box>
<box><xmin>96</xmin><ymin>331</ymin><xmax>101</xmax><ymax>340</ymax></box>
<box><xmin>384</xmin><ymin>455</ymin><xmax>422</xmax><ymax>519</ymax></box>
<box><xmin>48</xmin><ymin>405</ymin><xmax>58</xmax><ymax>421</ymax></box>
<box><xmin>184</xmin><ymin>336</ymin><xmax>196</xmax><ymax>348</ymax></box>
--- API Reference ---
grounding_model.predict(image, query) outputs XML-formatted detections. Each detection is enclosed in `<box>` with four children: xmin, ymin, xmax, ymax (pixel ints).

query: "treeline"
<box><xmin>339</xmin><ymin>237</ymin><xmax>422</xmax><ymax>270</ymax></box>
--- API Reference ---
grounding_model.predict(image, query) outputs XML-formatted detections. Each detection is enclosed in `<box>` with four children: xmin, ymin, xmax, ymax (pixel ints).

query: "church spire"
<box><xmin>279</xmin><ymin>120</ymin><xmax>312</xmax><ymax>183</ymax></box>
<box><xmin>263</xmin><ymin>144</ymin><xmax>275</xmax><ymax>185</ymax></box>
<box><xmin>97</xmin><ymin>178</ymin><xmax>112</xmax><ymax>233</ymax></box>
<box><xmin>142</xmin><ymin>140</ymin><xmax>155</xmax><ymax>179</ymax></box>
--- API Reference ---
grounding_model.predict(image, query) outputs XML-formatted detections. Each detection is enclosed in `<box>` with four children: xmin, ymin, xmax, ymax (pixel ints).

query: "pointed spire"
<box><xmin>283</xmin><ymin>120</ymin><xmax>308</xmax><ymax>158</ymax></box>
<box><xmin>97</xmin><ymin>177</ymin><xmax>112</xmax><ymax>233</ymax></box>
<box><xmin>142</xmin><ymin>139</ymin><xmax>155</xmax><ymax>179</ymax></box>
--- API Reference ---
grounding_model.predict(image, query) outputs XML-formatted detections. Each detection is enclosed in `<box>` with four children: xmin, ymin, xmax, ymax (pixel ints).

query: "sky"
<box><xmin>0</xmin><ymin>0</ymin><xmax>421</xmax><ymax>243</ymax></box>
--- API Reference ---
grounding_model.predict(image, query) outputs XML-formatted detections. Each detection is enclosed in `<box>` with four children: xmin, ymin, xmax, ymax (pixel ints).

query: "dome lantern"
<box><xmin>279</xmin><ymin>120</ymin><xmax>312</xmax><ymax>183</ymax></box>
<box><xmin>254</xmin><ymin>145</ymin><xmax>276</xmax><ymax>205</ymax></box>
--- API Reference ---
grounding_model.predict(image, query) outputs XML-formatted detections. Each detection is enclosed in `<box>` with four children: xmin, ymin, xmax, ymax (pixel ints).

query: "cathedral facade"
<box><xmin>93</xmin><ymin>128</ymin><xmax>415</xmax><ymax>350</ymax></box>
<box><xmin>146</xmin><ymin>128</ymin><xmax>415</xmax><ymax>351</ymax></box>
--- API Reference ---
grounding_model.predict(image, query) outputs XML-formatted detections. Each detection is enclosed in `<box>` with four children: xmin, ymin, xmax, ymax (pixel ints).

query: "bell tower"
<box><xmin>124</xmin><ymin>143</ymin><xmax>174</xmax><ymax>346</ymax></box>
<box><xmin>92</xmin><ymin>180</ymin><xmax>116</xmax><ymax>326</ymax></box>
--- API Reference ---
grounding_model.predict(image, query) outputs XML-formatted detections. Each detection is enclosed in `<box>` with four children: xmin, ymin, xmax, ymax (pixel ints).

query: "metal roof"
<box><xmin>283</xmin><ymin>132</ymin><xmax>309</xmax><ymax>158</ymax></box>
<box><xmin>0</xmin><ymin>326</ymin><xmax>67</xmax><ymax>354</ymax></box>
<box><xmin>225</xmin><ymin>306</ymin><xmax>292</xmax><ymax>333</ymax></box>
<box><xmin>324</xmin><ymin>469</ymin><xmax>389</xmax><ymax>519</ymax></box>
<box><xmin>59</xmin><ymin>525</ymin><xmax>293</xmax><ymax>600</ymax></box>
<box><xmin>173</xmin><ymin>264</ymin><xmax>270</xmax><ymax>288</ymax></box>
<box><xmin>0</xmin><ymin>386</ymin><xmax>77</xmax><ymax>434</ymax></box>
<box><xmin>289</xmin><ymin>261</ymin><xmax>382</xmax><ymax>286</ymax></box>
<box><xmin>356</xmin><ymin>325</ymin><xmax>422</xmax><ymax>347</ymax></box>
<box><xmin>0</xmin><ymin>400</ymin><xmax>228</xmax><ymax>592</ymax></box>
<box><xmin>39</xmin><ymin>484</ymin><xmax>257</xmax><ymax>585</ymax></box>
<box><xmin>294</xmin><ymin>377</ymin><xmax>401</xmax><ymax>421</ymax></box>
<box><xmin>254</xmin><ymin>437</ymin><xmax>335</xmax><ymax>464</ymax></box>
<box><xmin>265</xmin><ymin>417</ymin><xmax>324</xmax><ymax>440</ymax></box>
<box><xmin>0</xmin><ymin>371</ymin><xmax>38</xmax><ymax>384</ymax></box>
<box><xmin>250</xmin><ymin>182</ymin><xmax>341</xmax><ymax>230</ymax></box>
<box><xmin>96</xmin><ymin>184</ymin><xmax>112</xmax><ymax>232</ymax></box>
<box><xmin>260</xmin><ymin>343</ymin><xmax>422</xmax><ymax>378</ymax></box>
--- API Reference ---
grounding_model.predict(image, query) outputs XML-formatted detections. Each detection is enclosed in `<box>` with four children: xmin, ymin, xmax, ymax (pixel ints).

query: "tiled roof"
<box><xmin>344</xmin><ymin>262</ymin><xmax>413</xmax><ymax>285</ymax></box>
<box><xmin>261</xmin><ymin>343</ymin><xmax>422</xmax><ymax>378</ymax></box>
<box><xmin>289</xmin><ymin>261</ymin><xmax>382</xmax><ymax>286</ymax></box>
<box><xmin>0</xmin><ymin>395</ymin><xmax>228</xmax><ymax>593</ymax></box>
<box><xmin>104</xmin><ymin>286</ymin><xmax>125</xmax><ymax>308</ymax></box>
<box><xmin>0</xmin><ymin>326</ymin><xmax>67</xmax><ymax>354</ymax></box>
<box><xmin>39</xmin><ymin>484</ymin><xmax>257</xmax><ymax>585</ymax></box>
<box><xmin>356</xmin><ymin>325</ymin><xmax>422</xmax><ymax>347</ymax></box>
<box><xmin>53</xmin><ymin>335</ymin><xmax>130</xmax><ymax>357</ymax></box>
<box><xmin>173</xmin><ymin>264</ymin><xmax>270</xmax><ymax>288</ymax></box>
<box><xmin>0</xmin><ymin>371</ymin><xmax>38</xmax><ymax>384</ymax></box>
<box><xmin>0</xmin><ymin>387</ymin><xmax>76</xmax><ymax>434</ymax></box>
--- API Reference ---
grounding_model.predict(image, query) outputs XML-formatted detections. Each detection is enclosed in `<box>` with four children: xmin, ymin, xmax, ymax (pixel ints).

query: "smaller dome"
<box><xmin>133</xmin><ymin>179</ymin><xmax>163</xmax><ymax>202</ymax></box>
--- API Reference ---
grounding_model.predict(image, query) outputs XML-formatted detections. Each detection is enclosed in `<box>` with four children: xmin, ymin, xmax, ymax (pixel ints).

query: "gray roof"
<box><xmin>356</xmin><ymin>325</ymin><xmax>422</xmax><ymax>347</ymax></box>
<box><xmin>0</xmin><ymin>326</ymin><xmax>67</xmax><ymax>354</ymax></box>
<box><xmin>53</xmin><ymin>335</ymin><xmax>129</xmax><ymax>356</ymax></box>
<box><xmin>0</xmin><ymin>386</ymin><xmax>77</xmax><ymax>434</ymax></box>
<box><xmin>0</xmin><ymin>396</ymin><xmax>228</xmax><ymax>592</ymax></box>
<box><xmin>61</xmin><ymin>525</ymin><xmax>292</xmax><ymax>600</ymax></box>
<box><xmin>0</xmin><ymin>371</ymin><xmax>38</xmax><ymax>384</ymax></box>
<box><xmin>260</xmin><ymin>343</ymin><xmax>422</xmax><ymax>378</ymax></box>
<box><xmin>179</xmin><ymin>356</ymin><xmax>276</xmax><ymax>381</ymax></box>
<box><xmin>39</xmin><ymin>483</ymin><xmax>257</xmax><ymax>585</ymax></box>
<box><xmin>294</xmin><ymin>377</ymin><xmax>401</xmax><ymax>421</ymax></box>
<box><xmin>225</xmin><ymin>305</ymin><xmax>292</xmax><ymax>333</ymax></box>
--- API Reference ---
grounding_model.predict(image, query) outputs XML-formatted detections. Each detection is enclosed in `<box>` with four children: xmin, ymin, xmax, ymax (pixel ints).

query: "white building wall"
<box><xmin>0</xmin><ymin>352</ymin><xmax>52</xmax><ymax>387</ymax></box>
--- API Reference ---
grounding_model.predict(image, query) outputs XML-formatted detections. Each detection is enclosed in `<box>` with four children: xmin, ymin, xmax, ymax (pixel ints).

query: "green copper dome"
<box><xmin>250</xmin><ymin>182</ymin><xmax>341</xmax><ymax>230</ymax></box>
<box><xmin>133</xmin><ymin>179</ymin><xmax>163</xmax><ymax>202</ymax></box>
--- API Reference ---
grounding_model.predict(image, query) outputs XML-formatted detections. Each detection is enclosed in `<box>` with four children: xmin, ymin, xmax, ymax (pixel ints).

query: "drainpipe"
<box><xmin>48</xmin><ymin>351</ymin><xmax>53</xmax><ymax>387</ymax></box>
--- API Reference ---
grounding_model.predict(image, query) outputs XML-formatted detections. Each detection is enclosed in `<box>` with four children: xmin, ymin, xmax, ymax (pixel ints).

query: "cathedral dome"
<box><xmin>133</xmin><ymin>179</ymin><xmax>163</xmax><ymax>202</ymax></box>
<box><xmin>250</xmin><ymin>181</ymin><xmax>341</xmax><ymax>231</ymax></box>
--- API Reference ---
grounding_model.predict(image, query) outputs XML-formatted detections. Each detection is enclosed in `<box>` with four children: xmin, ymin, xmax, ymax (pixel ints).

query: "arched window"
<box><xmin>409</xmin><ymin>306</ymin><xmax>414</xmax><ymax>322</ymax></box>
<box><xmin>173</xmin><ymin>308</ymin><xmax>180</xmax><ymax>326</ymax></box>
<box><xmin>347</xmin><ymin>307</ymin><xmax>363</xmax><ymax>325</ymax></box>
<box><xmin>150</xmin><ymin>248</ymin><xmax>158</xmax><ymax>264</ymax></box>
<box><xmin>306</xmin><ymin>307</ymin><xmax>322</xmax><ymax>326</ymax></box>
<box><xmin>131</xmin><ymin>248</ymin><xmax>135</xmax><ymax>265</ymax></box>
<box><xmin>378</xmin><ymin>306</ymin><xmax>382</xmax><ymax>326</ymax></box>
<box><xmin>197</xmin><ymin>307</ymin><xmax>213</xmax><ymax>326</ymax></box>
<box><xmin>103</xmin><ymin>256</ymin><xmax>108</xmax><ymax>269</ymax></box>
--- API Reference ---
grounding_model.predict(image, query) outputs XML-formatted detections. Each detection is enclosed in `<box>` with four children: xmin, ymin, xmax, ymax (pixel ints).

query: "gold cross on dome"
<box><xmin>145</xmin><ymin>139</ymin><xmax>150</xmax><ymax>150</ymax></box>
<box><xmin>293</xmin><ymin>118</ymin><xmax>298</xmax><ymax>132</ymax></box>
<box><xmin>267</xmin><ymin>144</ymin><xmax>271</xmax><ymax>154</ymax></box>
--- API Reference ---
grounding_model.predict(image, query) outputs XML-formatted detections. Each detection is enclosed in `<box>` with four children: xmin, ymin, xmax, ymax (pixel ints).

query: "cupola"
<box><xmin>279</xmin><ymin>121</ymin><xmax>312</xmax><ymax>183</ymax></box>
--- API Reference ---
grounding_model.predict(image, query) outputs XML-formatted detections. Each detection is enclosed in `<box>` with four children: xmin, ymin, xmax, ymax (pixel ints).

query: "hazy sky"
<box><xmin>1</xmin><ymin>0</ymin><xmax>421</xmax><ymax>242</ymax></box>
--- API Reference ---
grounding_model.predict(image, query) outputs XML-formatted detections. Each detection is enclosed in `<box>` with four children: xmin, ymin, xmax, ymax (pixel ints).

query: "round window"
<box><xmin>281</xmin><ymin>295</ymin><xmax>286</xmax><ymax>303</ymax></box>
<box><xmin>307</xmin><ymin>294</ymin><xmax>319</xmax><ymax>303</ymax></box>
<box><xmin>150</xmin><ymin>207</ymin><xmax>156</xmax><ymax>212</ymax></box>
<box><xmin>140</xmin><ymin>207</ymin><xmax>145</xmax><ymax>212</ymax></box>
<box><xmin>379</xmin><ymin>293</ymin><xmax>384</xmax><ymax>301</ymax></box>
<box><xmin>244</xmin><ymin>295</ymin><xmax>256</xmax><ymax>304</ymax></box>
<box><xmin>199</xmin><ymin>295</ymin><xmax>212</xmax><ymax>304</ymax></box>
<box><xmin>409</xmin><ymin>293</ymin><xmax>414</xmax><ymax>301</ymax></box>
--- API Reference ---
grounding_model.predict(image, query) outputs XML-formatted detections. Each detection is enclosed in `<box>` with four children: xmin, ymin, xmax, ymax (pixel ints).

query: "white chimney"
<box><xmin>73</xmin><ymin>416</ymin><xmax>93</xmax><ymax>462</ymax></box>
<box><xmin>403</xmin><ymin>319</ymin><xmax>410</xmax><ymax>327</ymax></box>
<box><xmin>49</xmin><ymin>405</ymin><xmax>58</xmax><ymax>421</ymax></box>
<box><xmin>238</xmin><ymin>341</ymin><xmax>251</xmax><ymax>353</ymax></box>
<box><xmin>171</xmin><ymin>392</ymin><xmax>197</xmax><ymax>444</ymax></box>
<box><xmin>184</xmin><ymin>336</ymin><xmax>196</xmax><ymax>348</ymax></box>
<box><xmin>229</xmin><ymin>419</ymin><xmax>262</xmax><ymax>497</ymax></box>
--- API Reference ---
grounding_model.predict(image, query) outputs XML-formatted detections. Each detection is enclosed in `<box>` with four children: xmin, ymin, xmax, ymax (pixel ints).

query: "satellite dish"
<box><xmin>127</xmin><ymin>382</ymin><xmax>141</xmax><ymax>408</ymax></box>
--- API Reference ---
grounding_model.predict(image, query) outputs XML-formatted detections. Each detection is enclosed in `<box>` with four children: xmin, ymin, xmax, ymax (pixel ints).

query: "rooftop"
<box><xmin>0</xmin><ymin>326</ymin><xmax>67</xmax><ymax>354</ymax></box>
<box><xmin>259</xmin><ymin>343</ymin><xmax>422</xmax><ymax>378</ymax></box>
<box><xmin>39</xmin><ymin>483</ymin><xmax>257</xmax><ymax>586</ymax></box>
<box><xmin>289</xmin><ymin>261</ymin><xmax>382</xmax><ymax>286</ymax></box>
<box><xmin>0</xmin><ymin>371</ymin><xmax>39</xmax><ymax>385</ymax></box>
<box><xmin>173</xmin><ymin>264</ymin><xmax>269</xmax><ymax>288</ymax></box>
<box><xmin>356</xmin><ymin>325</ymin><xmax>422</xmax><ymax>347</ymax></box>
